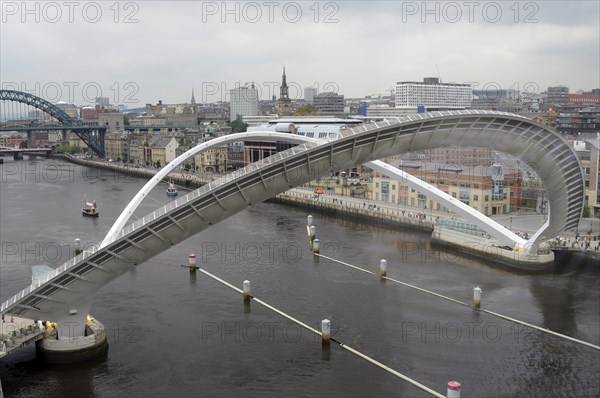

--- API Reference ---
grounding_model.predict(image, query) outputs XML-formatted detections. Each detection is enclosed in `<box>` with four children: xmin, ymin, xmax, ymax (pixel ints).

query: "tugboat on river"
<box><xmin>82</xmin><ymin>199</ymin><xmax>99</xmax><ymax>217</ymax></box>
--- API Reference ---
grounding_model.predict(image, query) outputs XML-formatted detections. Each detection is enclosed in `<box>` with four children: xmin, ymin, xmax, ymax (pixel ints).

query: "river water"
<box><xmin>0</xmin><ymin>157</ymin><xmax>598</xmax><ymax>397</ymax></box>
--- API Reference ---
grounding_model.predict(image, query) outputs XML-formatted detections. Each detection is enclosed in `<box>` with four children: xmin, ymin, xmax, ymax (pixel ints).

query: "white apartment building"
<box><xmin>395</xmin><ymin>77</ymin><xmax>472</xmax><ymax>109</ymax></box>
<box><xmin>230</xmin><ymin>84</ymin><xmax>259</xmax><ymax>122</ymax></box>
<box><xmin>304</xmin><ymin>87</ymin><xmax>318</xmax><ymax>103</ymax></box>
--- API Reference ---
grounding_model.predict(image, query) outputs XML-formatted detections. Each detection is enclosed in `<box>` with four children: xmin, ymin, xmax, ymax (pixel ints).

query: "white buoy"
<box><xmin>321</xmin><ymin>319</ymin><xmax>331</xmax><ymax>342</ymax></box>
<box><xmin>447</xmin><ymin>381</ymin><xmax>461</xmax><ymax>398</ymax></box>
<box><xmin>312</xmin><ymin>239</ymin><xmax>320</xmax><ymax>254</ymax></box>
<box><xmin>188</xmin><ymin>252</ymin><xmax>197</xmax><ymax>269</ymax></box>
<box><xmin>309</xmin><ymin>225</ymin><xmax>316</xmax><ymax>240</ymax></box>
<box><xmin>379</xmin><ymin>259</ymin><xmax>387</xmax><ymax>277</ymax></box>
<box><xmin>74</xmin><ymin>238</ymin><xmax>82</xmax><ymax>255</ymax></box>
<box><xmin>307</xmin><ymin>215</ymin><xmax>313</xmax><ymax>226</ymax></box>
<box><xmin>473</xmin><ymin>286</ymin><xmax>482</xmax><ymax>309</ymax></box>
<box><xmin>243</xmin><ymin>280</ymin><xmax>251</xmax><ymax>301</ymax></box>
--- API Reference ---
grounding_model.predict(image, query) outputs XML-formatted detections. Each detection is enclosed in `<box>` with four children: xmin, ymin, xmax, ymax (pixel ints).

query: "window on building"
<box><xmin>474</xmin><ymin>183</ymin><xmax>479</xmax><ymax>189</ymax></box>
<box><xmin>376</xmin><ymin>182</ymin><xmax>380</xmax><ymax>188</ymax></box>
<box><xmin>485</xmin><ymin>195</ymin><xmax>489</xmax><ymax>202</ymax></box>
<box><xmin>492</xmin><ymin>180</ymin><xmax>504</xmax><ymax>200</ymax></box>
<box><xmin>473</xmin><ymin>195</ymin><xmax>479</xmax><ymax>201</ymax></box>
<box><xmin>452</xmin><ymin>192</ymin><xmax>456</xmax><ymax>198</ymax></box>
<box><xmin>392</xmin><ymin>184</ymin><xmax>396</xmax><ymax>190</ymax></box>
<box><xmin>459</xmin><ymin>190</ymin><xmax>470</xmax><ymax>205</ymax></box>
<box><xmin>382</xmin><ymin>181</ymin><xmax>389</xmax><ymax>202</ymax></box>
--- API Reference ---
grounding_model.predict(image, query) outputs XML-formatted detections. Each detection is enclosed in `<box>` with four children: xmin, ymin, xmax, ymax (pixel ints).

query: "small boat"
<box><xmin>166</xmin><ymin>182</ymin><xmax>178</xmax><ymax>197</ymax></box>
<box><xmin>82</xmin><ymin>199</ymin><xmax>99</xmax><ymax>217</ymax></box>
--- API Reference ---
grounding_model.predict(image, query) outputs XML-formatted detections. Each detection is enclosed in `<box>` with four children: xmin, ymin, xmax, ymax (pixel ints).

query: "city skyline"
<box><xmin>1</xmin><ymin>1</ymin><xmax>599</xmax><ymax>105</ymax></box>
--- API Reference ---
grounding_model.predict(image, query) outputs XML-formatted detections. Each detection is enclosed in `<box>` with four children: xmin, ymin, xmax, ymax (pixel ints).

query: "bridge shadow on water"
<box><xmin>0</xmin><ymin>346</ymin><xmax>108</xmax><ymax>398</ymax></box>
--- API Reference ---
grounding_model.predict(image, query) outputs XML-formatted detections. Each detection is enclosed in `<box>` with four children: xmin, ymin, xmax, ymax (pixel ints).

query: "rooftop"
<box><xmin>267</xmin><ymin>117</ymin><xmax>362</xmax><ymax>125</ymax></box>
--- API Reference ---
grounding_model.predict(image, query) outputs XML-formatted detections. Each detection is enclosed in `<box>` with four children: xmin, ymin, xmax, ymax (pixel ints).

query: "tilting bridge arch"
<box><xmin>1</xmin><ymin>110</ymin><xmax>584</xmax><ymax>340</ymax></box>
<box><xmin>0</xmin><ymin>90</ymin><xmax>105</xmax><ymax>157</ymax></box>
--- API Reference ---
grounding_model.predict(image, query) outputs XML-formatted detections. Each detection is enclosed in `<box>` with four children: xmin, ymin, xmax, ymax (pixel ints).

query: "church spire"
<box><xmin>191</xmin><ymin>88</ymin><xmax>196</xmax><ymax>106</ymax></box>
<box><xmin>280</xmin><ymin>65</ymin><xmax>289</xmax><ymax>100</ymax></box>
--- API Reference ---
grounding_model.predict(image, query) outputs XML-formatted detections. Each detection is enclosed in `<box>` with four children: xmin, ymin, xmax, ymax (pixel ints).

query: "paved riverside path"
<box><xmin>288</xmin><ymin>186</ymin><xmax>599</xmax><ymax>234</ymax></box>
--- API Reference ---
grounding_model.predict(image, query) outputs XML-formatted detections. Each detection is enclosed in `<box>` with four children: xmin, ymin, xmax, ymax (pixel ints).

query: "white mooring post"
<box><xmin>379</xmin><ymin>259</ymin><xmax>387</xmax><ymax>277</ymax></box>
<box><xmin>243</xmin><ymin>280</ymin><xmax>251</xmax><ymax>301</ymax></box>
<box><xmin>188</xmin><ymin>252</ymin><xmax>197</xmax><ymax>269</ymax></box>
<box><xmin>309</xmin><ymin>225</ymin><xmax>316</xmax><ymax>240</ymax></box>
<box><xmin>321</xmin><ymin>319</ymin><xmax>330</xmax><ymax>343</ymax></box>
<box><xmin>74</xmin><ymin>238</ymin><xmax>82</xmax><ymax>255</ymax></box>
<box><xmin>307</xmin><ymin>215</ymin><xmax>313</xmax><ymax>226</ymax></box>
<box><xmin>473</xmin><ymin>286</ymin><xmax>482</xmax><ymax>309</ymax></box>
<box><xmin>312</xmin><ymin>239</ymin><xmax>320</xmax><ymax>254</ymax></box>
<box><xmin>447</xmin><ymin>381</ymin><xmax>461</xmax><ymax>398</ymax></box>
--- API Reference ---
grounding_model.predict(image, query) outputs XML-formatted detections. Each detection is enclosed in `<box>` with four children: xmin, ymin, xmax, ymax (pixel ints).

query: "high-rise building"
<box><xmin>547</xmin><ymin>86</ymin><xmax>569</xmax><ymax>106</ymax></box>
<box><xmin>395</xmin><ymin>78</ymin><xmax>472</xmax><ymax>109</ymax></box>
<box><xmin>95</xmin><ymin>97</ymin><xmax>110</xmax><ymax>107</ymax></box>
<box><xmin>314</xmin><ymin>92</ymin><xmax>345</xmax><ymax>115</ymax></box>
<box><xmin>277</xmin><ymin>67</ymin><xmax>293</xmax><ymax>117</ymax></box>
<box><xmin>230</xmin><ymin>84</ymin><xmax>259</xmax><ymax>122</ymax></box>
<box><xmin>304</xmin><ymin>87</ymin><xmax>318</xmax><ymax>103</ymax></box>
<box><xmin>556</xmin><ymin>107</ymin><xmax>600</xmax><ymax>135</ymax></box>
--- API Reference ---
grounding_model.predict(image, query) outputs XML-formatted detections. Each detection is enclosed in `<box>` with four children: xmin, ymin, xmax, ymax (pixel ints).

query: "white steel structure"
<box><xmin>1</xmin><ymin>110</ymin><xmax>584</xmax><ymax>345</ymax></box>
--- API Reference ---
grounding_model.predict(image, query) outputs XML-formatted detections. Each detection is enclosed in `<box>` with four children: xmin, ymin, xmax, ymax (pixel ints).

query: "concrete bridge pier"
<box><xmin>35</xmin><ymin>296</ymin><xmax>108</xmax><ymax>363</ymax></box>
<box><xmin>27</xmin><ymin>130</ymin><xmax>34</xmax><ymax>149</ymax></box>
<box><xmin>13</xmin><ymin>152</ymin><xmax>22</xmax><ymax>160</ymax></box>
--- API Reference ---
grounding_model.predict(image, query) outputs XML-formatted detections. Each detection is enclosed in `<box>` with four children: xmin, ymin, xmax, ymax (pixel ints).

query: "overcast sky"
<box><xmin>1</xmin><ymin>0</ymin><xmax>598</xmax><ymax>106</ymax></box>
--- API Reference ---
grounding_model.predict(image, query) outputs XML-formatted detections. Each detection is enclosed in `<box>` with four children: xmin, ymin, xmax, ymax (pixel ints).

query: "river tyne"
<box><xmin>0</xmin><ymin>157</ymin><xmax>598</xmax><ymax>397</ymax></box>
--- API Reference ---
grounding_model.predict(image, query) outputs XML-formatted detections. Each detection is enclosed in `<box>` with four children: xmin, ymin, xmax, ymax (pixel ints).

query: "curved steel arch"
<box><xmin>2</xmin><ymin>111</ymin><xmax>584</xmax><ymax>335</ymax></box>
<box><xmin>372</xmin><ymin>110</ymin><xmax>583</xmax><ymax>241</ymax></box>
<box><xmin>103</xmin><ymin>131</ymin><xmax>529</xmax><ymax>249</ymax></box>
<box><xmin>0</xmin><ymin>89</ymin><xmax>78</xmax><ymax>125</ymax></box>
<box><xmin>104</xmin><ymin>110</ymin><xmax>583</xmax><ymax>249</ymax></box>
<box><xmin>0</xmin><ymin>89</ymin><xmax>106</xmax><ymax>157</ymax></box>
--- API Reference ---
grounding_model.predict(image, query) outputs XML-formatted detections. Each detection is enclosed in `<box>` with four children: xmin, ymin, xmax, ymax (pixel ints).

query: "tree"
<box><xmin>230</xmin><ymin>120</ymin><xmax>248</xmax><ymax>133</ymax></box>
<box><xmin>123</xmin><ymin>114</ymin><xmax>130</xmax><ymax>125</ymax></box>
<box><xmin>582</xmin><ymin>204</ymin><xmax>591</xmax><ymax>218</ymax></box>
<box><xmin>295</xmin><ymin>104</ymin><xmax>318</xmax><ymax>116</ymax></box>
